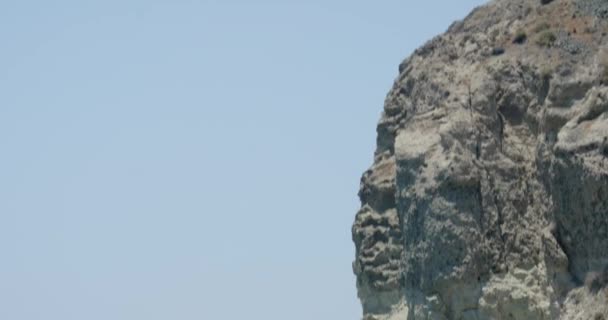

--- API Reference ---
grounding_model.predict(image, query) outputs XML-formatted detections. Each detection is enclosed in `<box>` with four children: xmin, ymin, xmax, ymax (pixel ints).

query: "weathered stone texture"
<box><xmin>353</xmin><ymin>0</ymin><xmax>608</xmax><ymax>319</ymax></box>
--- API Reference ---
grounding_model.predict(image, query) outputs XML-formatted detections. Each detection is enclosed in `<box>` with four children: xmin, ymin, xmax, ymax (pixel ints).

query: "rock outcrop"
<box><xmin>352</xmin><ymin>0</ymin><xmax>608</xmax><ymax>319</ymax></box>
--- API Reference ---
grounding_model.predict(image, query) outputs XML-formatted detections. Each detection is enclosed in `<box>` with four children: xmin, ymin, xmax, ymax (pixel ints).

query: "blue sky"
<box><xmin>0</xmin><ymin>1</ymin><xmax>485</xmax><ymax>319</ymax></box>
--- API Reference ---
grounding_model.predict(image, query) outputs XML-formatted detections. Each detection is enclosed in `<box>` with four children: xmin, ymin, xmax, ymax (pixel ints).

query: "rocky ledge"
<box><xmin>352</xmin><ymin>0</ymin><xmax>608</xmax><ymax>319</ymax></box>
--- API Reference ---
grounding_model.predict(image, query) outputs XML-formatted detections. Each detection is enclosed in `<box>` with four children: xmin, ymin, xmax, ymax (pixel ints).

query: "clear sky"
<box><xmin>1</xmin><ymin>1</ymin><xmax>486</xmax><ymax>319</ymax></box>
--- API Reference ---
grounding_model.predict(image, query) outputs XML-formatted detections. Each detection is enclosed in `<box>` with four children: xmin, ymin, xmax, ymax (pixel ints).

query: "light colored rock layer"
<box><xmin>353</xmin><ymin>0</ymin><xmax>608</xmax><ymax>319</ymax></box>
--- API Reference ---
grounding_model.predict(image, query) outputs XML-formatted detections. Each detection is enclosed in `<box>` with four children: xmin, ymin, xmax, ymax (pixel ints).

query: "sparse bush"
<box><xmin>490</xmin><ymin>29</ymin><xmax>500</xmax><ymax>43</ymax></box>
<box><xmin>599</xmin><ymin>52</ymin><xmax>608</xmax><ymax>85</ymax></box>
<box><xmin>513</xmin><ymin>30</ymin><xmax>527</xmax><ymax>44</ymax></box>
<box><xmin>534</xmin><ymin>22</ymin><xmax>551</xmax><ymax>33</ymax></box>
<box><xmin>540</xmin><ymin>65</ymin><xmax>553</xmax><ymax>80</ymax></box>
<box><xmin>601</xmin><ymin>66</ymin><xmax>608</xmax><ymax>85</ymax></box>
<box><xmin>536</xmin><ymin>30</ymin><xmax>557</xmax><ymax>47</ymax></box>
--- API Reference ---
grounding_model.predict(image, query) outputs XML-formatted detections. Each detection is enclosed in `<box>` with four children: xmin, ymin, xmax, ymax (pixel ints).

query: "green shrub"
<box><xmin>536</xmin><ymin>30</ymin><xmax>556</xmax><ymax>47</ymax></box>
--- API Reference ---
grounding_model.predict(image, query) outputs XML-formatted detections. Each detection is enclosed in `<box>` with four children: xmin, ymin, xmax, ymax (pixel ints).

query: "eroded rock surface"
<box><xmin>353</xmin><ymin>0</ymin><xmax>608</xmax><ymax>319</ymax></box>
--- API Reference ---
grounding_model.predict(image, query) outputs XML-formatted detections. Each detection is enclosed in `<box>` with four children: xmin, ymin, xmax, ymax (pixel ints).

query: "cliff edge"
<box><xmin>352</xmin><ymin>0</ymin><xmax>608</xmax><ymax>319</ymax></box>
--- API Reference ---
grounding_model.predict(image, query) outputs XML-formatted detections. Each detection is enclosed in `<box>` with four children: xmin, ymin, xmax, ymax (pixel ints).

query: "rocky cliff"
<box><xmin>352</xmin><ymin>0</ymin><xmax>608</xmax><ymax>319</ymax></box>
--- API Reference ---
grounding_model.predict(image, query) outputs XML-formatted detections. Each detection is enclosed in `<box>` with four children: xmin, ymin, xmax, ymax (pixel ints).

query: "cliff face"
<box><xmin>352</xmin><ymin>0</ymin><xmax>608</xmax><ymax>319</ymax></box>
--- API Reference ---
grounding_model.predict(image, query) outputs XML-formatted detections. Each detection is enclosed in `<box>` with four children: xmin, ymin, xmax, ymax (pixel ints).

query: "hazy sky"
<box><xmin>1</xmin><ymin>1</ymin><xmax>486</xmax><ymax>319</ymax></box>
